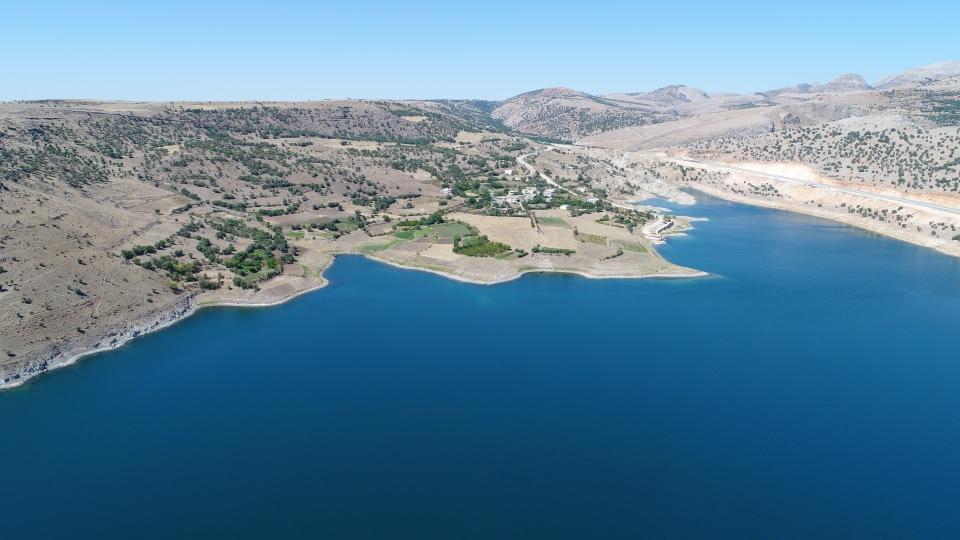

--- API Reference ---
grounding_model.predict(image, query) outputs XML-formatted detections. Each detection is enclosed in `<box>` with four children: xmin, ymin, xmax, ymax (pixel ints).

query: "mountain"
<box><xmin>875</xmin><ymin>61</ymin><xmax>960</xmax><ymax>89</ymax></box>
<box><xmin>630</xmin><ymin>85</ymin><xmax>710</xmax><ymax>104</ymax></box>
<box><xmin>490</xmin><ymin>61</ymin><xmax>958</xmax><ymax>142</ymax></box>
<box><xmin>491</xmin><ymin>62</ymin><xmax>960</xmax><ymax>141</ymax></box>
<box><xmin>763</xmin><ymin>82</ymin><xmax>814</xmax><ymax>97</ymax></box>
<box><xmin>764</xmin><ymin>73</ymin><xmax>871</xmax><ymax>96</ymax></box>
<box><xmin>812</xmin><ymin>73</ymin><xmax>872</xmax><ymax>93</ymax></box>
<box><xmin>490</xmin><ymin>87</ymin><xmax>661</xmax><ymax>141</ymax></box>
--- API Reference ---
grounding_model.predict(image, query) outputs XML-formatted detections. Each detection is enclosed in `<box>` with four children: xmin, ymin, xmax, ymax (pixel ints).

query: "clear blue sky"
<box><xmin>4</xmin><ymin>0</ymin><xmax>958</xmax><ymax>101</ymax></box>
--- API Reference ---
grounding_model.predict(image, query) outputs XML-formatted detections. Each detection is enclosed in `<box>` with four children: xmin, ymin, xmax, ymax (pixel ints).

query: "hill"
<box><xmin>0</xmin><ymin>98</ymin><xmax>686</xmax><ymax>386</ymax></box>
<box><xmin>490</xmin><ymin>87</ymin><xmax>664</xmax><ymax>141</ymax></box>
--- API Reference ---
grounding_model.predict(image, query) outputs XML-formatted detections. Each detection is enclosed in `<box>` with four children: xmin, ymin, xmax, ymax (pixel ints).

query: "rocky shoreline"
<box><xmin>0</xmin><ymin>294</ymin><xmax>198</xmax><ymax>390</ymax></box>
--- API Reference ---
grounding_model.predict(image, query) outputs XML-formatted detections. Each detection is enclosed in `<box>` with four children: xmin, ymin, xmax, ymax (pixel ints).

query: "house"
<box><xmin>493</xmin><ymin>192</ymin><xmax>522</xmax><ymax>206</ymax></box>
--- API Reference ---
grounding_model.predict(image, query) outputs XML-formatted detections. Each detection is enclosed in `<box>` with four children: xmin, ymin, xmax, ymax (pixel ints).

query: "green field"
<box><xmin>334</xmin><ymin>221</ymin><xmax>359</xmax><ymax>232</ymax></box>
<box><xmin>358</xmin><ymin>238</ymin><xmax>399</xmax><ymax>253</ymax></box>
<box><xmin>621</xmin><ymin>242</ymin><xmax>647</xmax><ymax>253</ymax></box>
<box><xmin>431</xmin><ymin>222</ymin><xmax>472</xmax><ymax>239</ymax></box>
<box><xmin>394</xmin><ymin>227</ymin><xmax>433</xmax><ymax>240</ymax></box>
<box><xmin>394</xmin><ymin>222</ymin><xmax>472</xmax><ymax>241</ymax></box>
<box><xmin>284</xmin><ymin>231</ymin><xmax>305</xmax><ymax>240</ymax></box>
<box><xmin>537</xmin><ymin>216</ymin><xmax>569</xmax><ymax>227</ymax></box>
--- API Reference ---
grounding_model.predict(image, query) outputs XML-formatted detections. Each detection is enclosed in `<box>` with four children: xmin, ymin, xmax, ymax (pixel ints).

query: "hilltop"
<box><xmin>489</xmin><ymin>87</ymin><xmax>663</xmax><ymax>141</ymax></box>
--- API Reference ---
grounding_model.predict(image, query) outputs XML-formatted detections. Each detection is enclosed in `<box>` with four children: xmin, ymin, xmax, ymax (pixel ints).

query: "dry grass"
<box><xmin>578</xmin><ymin>233</ymin><xmax>608</xmax><ymax>245</ymax></box>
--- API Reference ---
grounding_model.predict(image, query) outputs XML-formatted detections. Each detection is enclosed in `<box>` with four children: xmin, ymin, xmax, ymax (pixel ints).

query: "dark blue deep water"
<box><xmin>4</xmin><ymin>194</ymin><xmax>960</xmax><ymax>539</ymax></box>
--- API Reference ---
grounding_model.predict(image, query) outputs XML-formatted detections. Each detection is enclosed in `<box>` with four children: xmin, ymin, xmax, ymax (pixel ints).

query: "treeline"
<box><xmin>396</xmin><ymin>211</ymin><xmax>445</xmax><ymax>228</ymax></box>
<box><xmin>532</xmin><ymin>245</ymin><xmax>575</xmax><ymax>255</ymax></box>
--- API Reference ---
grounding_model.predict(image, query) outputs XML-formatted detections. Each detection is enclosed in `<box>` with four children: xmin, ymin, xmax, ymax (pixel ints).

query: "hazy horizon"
<box><xmin>5</xmin><ymin>0</ymin><xmax>959</xmax><ymax>101</ymax></box>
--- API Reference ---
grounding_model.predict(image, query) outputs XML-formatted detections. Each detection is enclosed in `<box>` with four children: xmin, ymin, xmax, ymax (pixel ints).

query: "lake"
<box><xmin>3</xmin><ymin>193</ymin><xmax>960</xmax><ymax>539</ymax></box>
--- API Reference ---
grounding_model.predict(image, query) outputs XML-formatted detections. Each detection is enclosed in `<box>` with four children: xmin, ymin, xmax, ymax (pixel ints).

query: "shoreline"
<box><xmin>30</xmin><ymin>176</ymin><xmax>949</xmax><ymax>393</ymax></box>
<box><xmin>0</xmin><ymin>251</ymin><xmax>706</xmax><ymax>391</ymax></box>
<box><xmin>28</xmin><ymin>173</ymin><xmax>952</xmax><ymax>392</ymax></box>
<box><xmin>0</xmin><ymin>295</ymin><xmax>199</xmax><ymax>391</ymax></box>
<box><xmin>365</xmin><ymin>253</ymin><xmax>708</xmax><ymax>286</ymax></box>
<box><xmin>685</xmin><ymin>183</ymin><xmax>960</xmax><ymax>259</ymax></box>
<box><xmin>195</xmin><ymin>276</ymin><xmax>331</xmax><ymax>309</ymax></box>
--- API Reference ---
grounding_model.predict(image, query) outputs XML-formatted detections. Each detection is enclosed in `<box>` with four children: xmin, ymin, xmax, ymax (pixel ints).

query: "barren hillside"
<box><xmin>490</xmin><ymin>87</ymin><xmax>666</xmax><ymax>141</ymax></box>
<box><xmin>1</xmin><ymin>98</ymin><xmax>683</xmax><ymax>386</ymax></box>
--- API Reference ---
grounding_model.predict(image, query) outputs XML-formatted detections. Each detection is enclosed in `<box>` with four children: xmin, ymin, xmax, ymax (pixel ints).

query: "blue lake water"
<box><xmin>3</xmin><ymin>193</ymin><xmax>960</xmax><ymax>539</ymax></box>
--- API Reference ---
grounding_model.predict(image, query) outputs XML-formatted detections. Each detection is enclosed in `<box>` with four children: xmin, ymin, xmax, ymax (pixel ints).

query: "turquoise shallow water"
<box><xmin>3</xmin><ymin>193</ymin><xmax>960</xmax><ymax>539</ymax></box>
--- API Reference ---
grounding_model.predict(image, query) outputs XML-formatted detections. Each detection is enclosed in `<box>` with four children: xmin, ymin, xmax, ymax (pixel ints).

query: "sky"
<box><xmin>3</xmin><ymin>0</ymin><xmax>959</xmax><ymax>101</ymax></box>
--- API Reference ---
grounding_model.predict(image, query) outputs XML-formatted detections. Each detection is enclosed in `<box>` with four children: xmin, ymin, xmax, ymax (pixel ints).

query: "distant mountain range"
<box><xmin>489</xmin><ymin>61</ymin><xmax>960</xmax><ymax>141</ymax></box>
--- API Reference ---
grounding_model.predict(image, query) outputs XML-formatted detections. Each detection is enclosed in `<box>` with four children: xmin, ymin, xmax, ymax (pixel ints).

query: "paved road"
<box><xmin>675</xmin><ymin>158</ymin><xmax>960</xmax><ymax>217</ymax></box>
